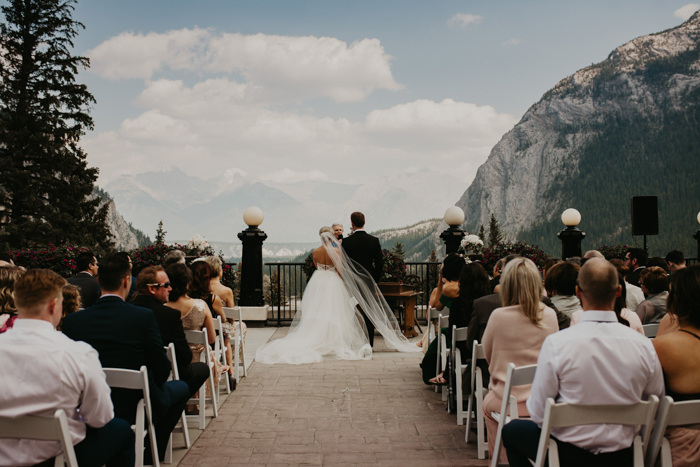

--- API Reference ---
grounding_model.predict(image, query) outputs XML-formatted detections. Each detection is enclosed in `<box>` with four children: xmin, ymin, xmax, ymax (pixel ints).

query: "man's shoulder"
<box><xmin>474</xmin><ymin>294</ymin><xmax>501</xmax><ymax>311</ymax></box>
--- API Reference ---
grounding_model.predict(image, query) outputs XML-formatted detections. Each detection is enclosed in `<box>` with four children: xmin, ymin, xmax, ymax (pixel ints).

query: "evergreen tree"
<box><xmin>478</xmin><ymin>225</ymin><xmax>486</xmax><ymax>243</ymax></box>
<box><xmin>392</xmin><ymin>241</ymin><xmax>406</xmax><ymax>260</ymax></box>
<box><xmin>0</xmin><ymin>0</ymin><xmax>111</xmax><ymax>251</ymax></box>
<box><xmin>488</xmin><ymin>214</ymin><xmax>503</xmax><ymax>246</ymax></box>
<box><xmin>155</xmin><ymin>220</ymin><xmax>166</xmax><ymax>245</ymax></box>
<box><xmin>428</xmin><ymin>249</ymin><xmax>438</xmax><ymax>262</ymax></box>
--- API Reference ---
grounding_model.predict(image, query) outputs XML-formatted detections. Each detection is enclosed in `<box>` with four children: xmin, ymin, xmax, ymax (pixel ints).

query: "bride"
<box><xmin>255</xmin><ymin>227</ymin><xmax>420</xmax><ymax>364</ymax></box>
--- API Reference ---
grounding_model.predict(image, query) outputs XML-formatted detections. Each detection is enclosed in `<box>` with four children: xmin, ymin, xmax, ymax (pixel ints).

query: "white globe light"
<box><xmin>444</xmin><ymin>206</ymin><xmax>465</xmax><ymax>226</ymax></box>
<box><xmin>243</xmin><ymin>206</ymin><xmax>264</xmax><ymax>227</ymax></box>
<box><xmin>561</xmin><ymin>208</ymin><xmax>581</xmax><ymax>227</ymax></box>
<box><xmin>697</xmin><ymin>212</ymin><xmax>700</xmax><ymax>225</ymax></box>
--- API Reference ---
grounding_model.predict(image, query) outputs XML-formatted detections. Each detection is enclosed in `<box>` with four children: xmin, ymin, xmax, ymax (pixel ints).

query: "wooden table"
<box><xmin>380</xmin><ymin>290</ymin><xmax>423</xmax><ymax>338</ymax></box>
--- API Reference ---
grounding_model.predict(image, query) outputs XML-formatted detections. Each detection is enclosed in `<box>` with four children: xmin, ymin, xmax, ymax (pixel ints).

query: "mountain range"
<box><xmin>104</xmin><ymin>167</ymin><xmax>465</xmax><ymax>244</ymax></box>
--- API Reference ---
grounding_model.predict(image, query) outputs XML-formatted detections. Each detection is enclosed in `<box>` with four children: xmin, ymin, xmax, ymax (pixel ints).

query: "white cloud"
<box><xmin>674</xmin><ymin>3</ymin><xmax>699</xmax><ymax>19</ymax></box>
<box><xmin>502</xmin><ymin>38</ymin><xmax>521</xmax><ymax>47</ymax></box>
<box><xmin>87</xmin><ymin>29</ymin><xmax>402</xmax><ymax>102</ymax></box>
<box><xmin>448</xmin><ymin>13</ymin><xmax>483</xmax><ymax>28</ymax></box>
<box><xmin>260</xmin><ymin>169</ymin><xmax>329</xmax><ymax>183</ymax></box>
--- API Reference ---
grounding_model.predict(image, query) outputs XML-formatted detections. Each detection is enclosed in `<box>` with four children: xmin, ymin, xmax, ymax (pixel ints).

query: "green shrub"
<box><xmin>596</xmin><ymin>244</ymin><xmax>630</xmax><ymax>261</ymax></box>
<box><xmin>10</xmin><ymin>244</ymin><xmax>91</xmax><ymax>277</ymax></box>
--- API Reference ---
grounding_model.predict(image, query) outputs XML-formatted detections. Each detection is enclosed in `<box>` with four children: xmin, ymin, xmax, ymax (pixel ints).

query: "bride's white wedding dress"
<box><xmin>255</xmin><ymin>232</ymin><xmax>420</xmax><ymax>365</ymax></box>
<box><xmin>255</xmin><ymin>263</ymin><xmax>372</xmax><ymax>364</ymax></box>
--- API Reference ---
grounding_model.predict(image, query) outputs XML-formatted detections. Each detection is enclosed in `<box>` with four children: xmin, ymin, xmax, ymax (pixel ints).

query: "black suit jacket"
<box><xmin>342</xmin><ymin>230</ymin><xmax>384</xmax><ymax>282</ymax></box>
<box><xmin>627</xmin><ymin>267</ymin><xmax>645</xmax><ymax>288</ymax></box>
<box><xmin>66</xmin><ymin>272</ymin><xmax>100</xmax><ymax>308</ymax></box>
<box><xmin>131</xmin><ymin>294</ymin><xmax>192</xmax><ymax>379</ymax></box>
<box><xmin>62</xmin><ymin>296</ymin><xmax>171</xmax><ymax>422</ymax></box>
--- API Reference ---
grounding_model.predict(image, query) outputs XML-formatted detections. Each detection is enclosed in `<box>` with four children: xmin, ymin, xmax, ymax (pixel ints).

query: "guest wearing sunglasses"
<box><xmin>132</xmin><ymin>266</ymin><xmax>209</xmax><ymax>398</ymax></box>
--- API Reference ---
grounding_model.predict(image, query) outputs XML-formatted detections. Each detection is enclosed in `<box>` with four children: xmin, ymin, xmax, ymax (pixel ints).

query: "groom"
<box><xmin>342</xmin><ymin>212</ymin><xmax>384</xmax><ymax>347</ymax></box>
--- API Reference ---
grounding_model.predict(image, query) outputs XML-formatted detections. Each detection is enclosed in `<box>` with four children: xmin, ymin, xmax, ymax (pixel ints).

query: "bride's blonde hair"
<box><xmin>319</xmin><ymin>226</ymin><xmax>332</xmax><ymax>236</ymax></box>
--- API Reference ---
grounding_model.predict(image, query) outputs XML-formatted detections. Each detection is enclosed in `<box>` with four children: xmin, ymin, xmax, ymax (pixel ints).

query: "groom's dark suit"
<box><xmin>342</xmin><ymin>230</ymin><xmax>384</xmax><ymax>347</ymax></box>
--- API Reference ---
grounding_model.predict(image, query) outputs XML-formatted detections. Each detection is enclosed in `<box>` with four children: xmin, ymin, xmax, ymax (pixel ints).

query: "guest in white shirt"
<box><xmin>501</xmin><ymin>258</ymin><xmax>665</xmax><ymax>467</ymax></box>
<box><xmin>0</xmin><ymin>269</ymin><xmax>134</xmax><ymax>467</ymax></box>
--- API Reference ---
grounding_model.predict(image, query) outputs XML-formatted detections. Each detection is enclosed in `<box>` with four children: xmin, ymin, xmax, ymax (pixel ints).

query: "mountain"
<box><xmin>454</xmin><ymin>11</ymin><xmax>700</xmax><ymax>257</ymax></box>
<box><xmin>105</xmin><ymin>166</ymin><xmax>465</xmax><ymax>244</ymax></box>
<box><xmin>93</xmin><ymin>187</ymin><xmax>152</xmax><ymax>251</ymax></box>
<box><xmin>372</xmin><ymin>219</ymin><xmax>443</xmax><ymax>261</ymax></box>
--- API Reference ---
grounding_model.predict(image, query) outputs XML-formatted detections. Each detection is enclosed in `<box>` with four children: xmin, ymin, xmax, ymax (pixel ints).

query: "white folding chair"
<box><xmin>643</xmin><ymin>323</ymin><xmax>659</xmax><ymax>338</ymax></box>
<box><xmin>646</xmin><ymin>396</ymin><xmax>700</xmax><ymax>467</ymax></box>
<box><xmin>452</xmin><ymin>325</ymin><xmax>469</xmax><ymax>426</ymax></box>
<box><xmin>490</xmin><ymin>363</ymin><xmax>537</xmax><ymax>467</ymax></box>
<box><xmin>427</xmin><ymin>307</ymin><xmax>442</xmax><ymax>344</ymax></box>
<box><xmin>465</xmin><ymin>341</ymin><xmax>489</xmax><ymax>460</ymax></box>
<box><xmin>163</xmin><ymin>343</ymin><xmax>190</xmax><ymax>464</ymax></box>
<box><xmin>0</xmin><ymin>409</ymin><xmax>78</xmax><ymax>467</ymax></box>
<box><xmin>184</xmin><ymin>328</ymin><xmax>219</xmax><ymax>429</ymax></box>
<box><xmin>223</xmin><ymin>306</ymin><xmax>247</xmax><ymax>382</ymax></box>
<box><xmin>436</xmin><ymin>313</ymin><xmax>450</xmax><ymax>396</ymax></box>
<box><xmin>103</xmin><ymin>366</ymin><xmax>160</xmax><ymax>467</ymax></box>
<box><xmin>533</xmin><ymin>395</ymin><xmax>659</xmax><ymax>467</ymax></box>
<box><xmin>212</xmin><ymin>316</ymin><xmax>231</xmax><ymax>395</ymax></box>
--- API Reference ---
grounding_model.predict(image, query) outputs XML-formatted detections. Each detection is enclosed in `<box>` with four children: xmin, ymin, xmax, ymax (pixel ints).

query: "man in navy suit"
<box><xmin>62</xmin><ymin>255</ymin><xmax>189</xmax><ymax>464</ymax></box>
<box><xmin>342</xmin><ymin>211</ymin><xmax>384</xmax><ymax>347</ymax></box>
<box><xmin>66</xmin><ymin>251</ymin><xmax>100</xmax><ymax>307</ymax></box>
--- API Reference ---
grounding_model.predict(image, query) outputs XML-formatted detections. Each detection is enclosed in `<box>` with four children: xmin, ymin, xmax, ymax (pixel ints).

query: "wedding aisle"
<box><xmin>176</xmin><ymin>327</ymin><xmax>488</xmax><ymax>466</ymax></box>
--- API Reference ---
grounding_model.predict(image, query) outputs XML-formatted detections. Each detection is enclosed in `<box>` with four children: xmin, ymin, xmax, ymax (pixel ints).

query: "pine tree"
<box><xmin>428</xmin><ymin>249</ymin><xmax>438</xmax><ymax>262</ymax></box>
<box><xmin>392</xmin><ymin>242</ymin><xmax>405</xmax><ymax>260</ymax></box>
<box><xmin>0</xmin><ymin>0</ymin><xmax>111</xmax><ymax>251</ymax></box>
<box><xmin>488</xmin><ymin>214</ymin><xmax>503</xmax><ymax>246</ymax></box>
<box><xmin>478</xmin><ymin>225</ymin><xmax>486</xmax><ymax>243</ymax></box>
<box><xmin>155</xmin><ymin>220</ymin><xmax>166</xmax><ymax>245</ymax></box>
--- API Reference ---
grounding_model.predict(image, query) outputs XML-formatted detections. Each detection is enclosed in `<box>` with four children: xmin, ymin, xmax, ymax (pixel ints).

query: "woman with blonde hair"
<box><xmin>0</xmin><ymin>265</ymin><xmax>26</xmax><ymax>333</ymax></box>
<box><xmin>481</xmin><ymin>257</ymin><xmax>559</xmax><ymax>463</ymax></box>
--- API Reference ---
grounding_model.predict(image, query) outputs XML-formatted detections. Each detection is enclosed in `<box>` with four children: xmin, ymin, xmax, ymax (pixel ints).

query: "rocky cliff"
<box><xmin>456</xmin><ymin>11</ymin><xmax>700</xmax><ymax>255</ymax></box>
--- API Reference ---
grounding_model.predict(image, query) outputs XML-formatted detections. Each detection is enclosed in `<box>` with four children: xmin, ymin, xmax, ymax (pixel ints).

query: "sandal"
<box><xmin>429</xmin><ymin>374</ymin><xmax>447</xmax><ymax>385</ymax></box>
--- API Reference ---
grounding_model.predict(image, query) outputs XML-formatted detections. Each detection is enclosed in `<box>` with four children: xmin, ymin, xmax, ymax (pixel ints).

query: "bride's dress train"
<box><xmin>255</xmin><ymin>265</ymin><xmax>372</xmax><ymax>364</ymax></box>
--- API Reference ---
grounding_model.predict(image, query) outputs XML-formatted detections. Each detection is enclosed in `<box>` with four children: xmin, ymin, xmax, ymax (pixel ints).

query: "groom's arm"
<box><xmin>373</xmin><ymin>239</ymin><xmax>384</xmax><ymax>282</ymax></box>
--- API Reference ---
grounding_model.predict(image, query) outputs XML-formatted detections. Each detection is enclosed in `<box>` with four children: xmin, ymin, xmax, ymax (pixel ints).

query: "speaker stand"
<box><xmin>643</xmin><ymin>235</ymin><xmax>648</xmax><ymax>253</ymax></box>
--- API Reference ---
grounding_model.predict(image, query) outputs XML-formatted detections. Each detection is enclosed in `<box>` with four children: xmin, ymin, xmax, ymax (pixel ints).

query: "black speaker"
<box><xmin>631</xmin><ymin>196</ymin><xmax>658</xmax><ymax>236</ymax></box>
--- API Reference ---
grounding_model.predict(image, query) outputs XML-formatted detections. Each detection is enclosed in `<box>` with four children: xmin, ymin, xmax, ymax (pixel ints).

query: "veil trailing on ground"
<box><xmin>319</xmin><ymin>232</ymin><xmax>420</xmax><ymax>353</ymax></box>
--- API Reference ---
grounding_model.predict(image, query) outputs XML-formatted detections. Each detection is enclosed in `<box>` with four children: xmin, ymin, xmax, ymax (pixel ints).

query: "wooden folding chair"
<box><xmin>465</xmin><ymin>341</ymin><xmax>489</xmax><ymax>460</ymax></box>
<box><xmin>103</xmin><ymin>366</ymin><xmax>160</xmax><ymax>467</ymax></box>
<box><xmin>0</xmin><ymin>409</ymin><xmax>78</xmax><ymax>467</ymax></box>
<box><xmin>646</xmin><ymin>396</ymin><xmax>700</xmax><ymax>467</ymax></box>
<box><xmin>490</xmin><ymin>362</ymin><xmax>537</xmax><ymax>467</ymax></box>
<box><xmin>451</xmin><ymin>325</ymin><xmax>469</xmax><ymax>426</ymax></box>
<box><xmin>533</xmin><ymin>395</ymin><xmax>659</xmax><ymax>467</ymax></box>
<box><xmin>163</xmin><ymin>343</ymin><xmax>190</xmax><ymax>464</ymax></box>
<box><xmin>184</xmin><ymin>328</ymin><xmax>219</xmax><ymax>429</ymax></box>
<box><xmin>223</xmin><ymin>306</ymin><xmax>247</xmax><ymax>383</ymax></box>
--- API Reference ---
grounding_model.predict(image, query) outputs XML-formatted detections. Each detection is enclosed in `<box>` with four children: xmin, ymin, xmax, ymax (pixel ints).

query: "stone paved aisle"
<box><xmin>178</xmin><ymin>328</ymin><xmax>488</xmax><ymax>466</ymax></box>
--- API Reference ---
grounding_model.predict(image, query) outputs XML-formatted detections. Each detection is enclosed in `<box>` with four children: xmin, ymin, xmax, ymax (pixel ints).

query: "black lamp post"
<box><xmin>441</xmin><ymin>206</ymin><xmax>466</xmax><ymax>255</ymax></box>
<box><xmin>693</xmin><ymin>212</ymin><xmax>700</xmax><ymax>261</ymax></box>
<box><xmin>238</xmin><ymin>207</ymin><xmax>267</xmax><ymax>307</ymax></box>
<box><xmin>558</xmin><ymin>208</ymin><xmax>585</xmax><ymax>260</ymax></box>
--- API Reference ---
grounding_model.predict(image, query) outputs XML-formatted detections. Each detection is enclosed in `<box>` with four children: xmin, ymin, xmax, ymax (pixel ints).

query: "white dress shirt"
<box><xmin>625</xmin><ymin>282</ymin><xmax>645</xmax><ymax>312</ymax></box>
<box><xmin>0</xmin><ymin>319</ymin><xmax>113</xmax><ymax>466</ymax></box>
<box><xmin>526</xmin><ymin>310</ymin><xmax>664</xmax><ymax>454</ymax></box>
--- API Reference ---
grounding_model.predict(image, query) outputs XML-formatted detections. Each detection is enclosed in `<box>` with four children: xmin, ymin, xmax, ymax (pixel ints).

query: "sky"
<box><xmin>60</xmin><ymin>0</ymin><xmax>700</xmax><ymax>187</ymax></box>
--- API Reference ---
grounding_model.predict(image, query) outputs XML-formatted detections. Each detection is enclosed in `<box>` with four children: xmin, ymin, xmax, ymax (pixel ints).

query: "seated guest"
<box><xmin>502</xmin><ymin>258</ymin><xmax>664</xmax><ymax>467</ymax></box>
<box><xmin>636</xmin><ymin>266</ymin><xmax>669</xmax><ymax>324</ymax></box>
<box><xmin>490</xmin><ymin>258</ymin><xmax>506</xmax><ymax>293</ymax></box>
<box><xmin>57</xmin><ymin>284</ymin><xmax>81</xmax><ymax>331</ymax></box>
<box><xmin>114</xmin><ymin>252</ymin><xmax>137</xmax><ymax>301</ymax></box>
<box><xmin>625</xmin><ymin>247</ymin><xmax>647</xmax><ymax>287</ymax></box>
<box><xmin>482</xmin><ymin>258</ymin><xmax>559</xmax><ymax>463</ymax></box>
<box><xmin>163</xmin><ymin>249</ymin><xmax>186</xmax><ymax>268</ymax></box>
<box><xmin>653</xmin><ymin>266</ymin><xmax>700</xmax><ymax>467</ymax></box>
<box><xmin>544</xmin><ymin>262</ymin><xmax>582</xmax><ymax>319</ymax></box>
<box><xmin>492</xmin><ymin>254</ymin><xmax>520</xmax><ymax>294</ymax></box>
<box><xmin>666</xmin><ymin>250</ymin><xmax>686</xmax><ymax>275</ymax></box>
<box><xmin>0</xmin><ymin>269</ymin><xmax>134</xmax><ymax>466</ymax></box>
<box><xmin>657</xmin><ymin>312</ymin><xmax>681</xmax><ymax>336</ymax></box>
<box><xmin>166</xmin><ymin>263</ymin><xmax>226</xmax><ymax>398</ymax></box>
<box><xmin>583</xmin><ymin>250</ymin><xmax>604</xmax><ymax>260</ymax></box>
<box><xmin>62</xmin><ymin>255</ymin><xmax>189</xmax><ymax>463</ymax></box>
<box><xmin>0</xmin><ymin>265</ymin><xmax>25</xmax><ymax>333</ymax></box>
<box><xmin>542</xmin><ymin>258</ymin><xmax>562</xmax><ymax>281</ymax></box>
<box><xmin>647</xmin><ymin>256</ymin><xmax>671</xmax><ymax>274</ymax></box>
<box><xmin>427</xmin><ymin>263</ymin><xmax>489</xmax><ymax>386</ymax></box>
<box><xmin>66</xmin><ymin>251</ymin><xmax>100</xmax><ymax>307</ymax></box>
<box><xmin>572</xmin><ymin>271</ymin><xmax>644</xmax><ymax>335</ymax></box>
<box><xmin>429</xmin><ymin>253</ymin><xmax>465</xmax><ymax>311</ymax></box>
<box><xmin>189</xmin><ymin>259</ymin><xmax>236</xmax><ymax>388</ymax></box>
<box><xmin>610</xmin><ymin>259</ymin><xmax>645</xmax><ymax>312</ymax></box>
<box><xmin>131</xmin><ymin>266</ymin><xmax>210</xmax><ymax>397</ymax></box>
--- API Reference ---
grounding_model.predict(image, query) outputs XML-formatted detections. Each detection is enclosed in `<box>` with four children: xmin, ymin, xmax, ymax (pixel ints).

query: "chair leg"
<box><xmin>180</xmin><ymin>411</ymin><xmax>190</xmax><ymax>448</ymax></box>
<box><xmin>465</xmin><ymin>392</ymin><xmax>474</xmax><ymax>443</ymax></box>
<box><xmin>234</xmin><ymin>333</ymin><xmax>240</xmax><ymax>383</ymax></box>
<box><xmin>164</xmin><ymin>435</ymin><xmax>172</xmax><ymax>464</ymax></box>
<box><xmin>241</xmin><ymin>336</ymin><xmax>247</xmax><ymax>378</ymax></box>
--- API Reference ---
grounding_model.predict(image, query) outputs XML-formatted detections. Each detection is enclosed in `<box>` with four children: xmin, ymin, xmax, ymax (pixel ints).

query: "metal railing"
<box><xmin>263</xmin><ymin>261</ymin><xmax>441</xmax><ymax>326</ymax></box>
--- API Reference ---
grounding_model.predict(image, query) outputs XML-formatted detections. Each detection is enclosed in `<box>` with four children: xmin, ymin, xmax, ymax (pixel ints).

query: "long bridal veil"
<box><xmin>319</xmin><ymin>232</ymin><xmax>421</xmax><ymax>353</ymax></box>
